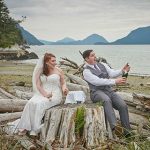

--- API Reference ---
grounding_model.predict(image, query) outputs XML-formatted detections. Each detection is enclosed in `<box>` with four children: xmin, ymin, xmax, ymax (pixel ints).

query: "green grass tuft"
<box><xmin>75</xmin><ymin>106</ymin><xmax>85</xmax><ymax>137</ymax></box>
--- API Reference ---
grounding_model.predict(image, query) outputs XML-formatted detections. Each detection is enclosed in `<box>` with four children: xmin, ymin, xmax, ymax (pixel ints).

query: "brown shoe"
<box><xmin>113</xmin><ymin>125</ymin><xmax>124</xmax><ymax>138</ymax></box>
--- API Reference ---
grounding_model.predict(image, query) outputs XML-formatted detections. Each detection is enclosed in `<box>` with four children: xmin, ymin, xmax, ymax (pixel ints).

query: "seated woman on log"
<box><xmin>18</xmin><ymin>52</ymin><xmax>68</xmax><ymax>135</ymax></box>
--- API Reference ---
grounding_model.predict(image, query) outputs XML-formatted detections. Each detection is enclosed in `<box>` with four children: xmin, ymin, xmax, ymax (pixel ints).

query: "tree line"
<box><xmin>0</xmin><ymin>0</ymin><xmax>24</xmax><ymax>48</ymax></box>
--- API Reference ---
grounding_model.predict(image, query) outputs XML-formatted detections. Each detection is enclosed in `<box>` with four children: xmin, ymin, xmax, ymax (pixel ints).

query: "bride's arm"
<box><xmin>57</xmin><ymin>67</ymin><xmax>68</xmax><ymax>95</ymax></box>
<box><xmin>35</xmin><ymin>69</ymin><xmax>51</xmax><ymax>98</ymax></box>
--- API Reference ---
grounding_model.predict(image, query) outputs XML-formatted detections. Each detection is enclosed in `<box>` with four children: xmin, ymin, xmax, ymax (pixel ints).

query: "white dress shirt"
<box><xmin>83</xmin><ymin>62</ymin><xmax>122</xmax><ymax>86</ymax></box>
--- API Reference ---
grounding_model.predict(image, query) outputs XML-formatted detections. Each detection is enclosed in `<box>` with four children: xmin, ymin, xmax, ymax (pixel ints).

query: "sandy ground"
<box><xmin>0</xmin><ymin>60</ymin><xmax>150</xmax><ymax>150</ymax></box>
<box><xmin>0</xmin><ymin>60</ymin><xmax>150</xmax><ymax>95</ymax></box>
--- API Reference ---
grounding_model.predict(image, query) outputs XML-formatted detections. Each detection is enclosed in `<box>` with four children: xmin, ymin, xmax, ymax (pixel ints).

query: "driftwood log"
<box><xmin>12</xmin><ymin>86</ymin><xmax>150</xmax><ymax>113</ymax></box>
<box><xmin>133</xmin><ymin>92</ymin><xmax>150</xmax><ymax>110</ymax></box>
<box><xmin>65</xmin><ymin>73</ymin><xmax>89</xmax><ymax>87</ymax></box>
<box><xmin>60</xmin><ymin>57</ymin><xmax>79</xmax><ymax>69</ymax></box>
<box><xmin>114</xmin><ymin>110</ymin><xmax>149</xmax><ymax>128</ymax></box>
<box><xmin>73</xmin><ymin>63</ymin><xmax>85</xmax><ymax>75</ymax></box>
<box><xmin>117</xmin><ymin>92</ymin><xmax>150</xmax><ymax>112</ymax></box>
<box><xmin>0</xmin><ymin>112</ymin><xmax>22</xmax><ymax>123</ymax></box>
<box><xmin>0</xmin><ymin>87</ymin><xmax>18</xmax><ymax>99</ymax></box>
<box><xmin>13</xmin><ymin>88</ymin><xmax>150</xmax><ymax>112</ymax></box>
<box><xmin>60</xmin><ymin>56</ymin><xmax>111</xmax><ymax>73</ymax></box>
<box><xmin>41</xmin><ymin>104</ymin><xmax>109</xmax><ymax>149</ymax></box>
<box><xmin>15</xmin><ymin>89</ymin><xmax>33</xmax><ymax>100</ymax></box>
<box><xmin>0</xmin><ymin>99</ymin><xmax>27</xmax><ymax>113</ymax></box>
<box><xmin>19</xmin><ymin>137</ymin><xmax>36</xmax><ymax>150</ymax></box>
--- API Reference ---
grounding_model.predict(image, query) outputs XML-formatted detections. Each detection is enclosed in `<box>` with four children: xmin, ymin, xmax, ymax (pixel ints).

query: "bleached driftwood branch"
<box><xmin>60</xmin><ymin>57</ymin><xmax>79</xmax><ymax>69</ymax></box>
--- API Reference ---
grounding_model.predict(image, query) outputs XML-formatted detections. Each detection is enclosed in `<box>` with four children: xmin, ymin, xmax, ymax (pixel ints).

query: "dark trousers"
<box><xmin>92</xmin><ymin>89</ymin><xmax>131</xmax><ymax>131</ymax></box>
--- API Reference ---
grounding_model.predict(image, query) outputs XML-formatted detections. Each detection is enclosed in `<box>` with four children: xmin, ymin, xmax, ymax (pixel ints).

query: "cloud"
<box><xmin>5</xmin><ymin>0</ymin><xmax>150</xmax><ymax>41</ymax></box>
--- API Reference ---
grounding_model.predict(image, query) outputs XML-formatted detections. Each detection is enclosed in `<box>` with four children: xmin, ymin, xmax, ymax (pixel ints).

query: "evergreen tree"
<box><xmin>0</xmin><ymin>0</ymin><xmax>24</xmax><ymax>48</ymax></box>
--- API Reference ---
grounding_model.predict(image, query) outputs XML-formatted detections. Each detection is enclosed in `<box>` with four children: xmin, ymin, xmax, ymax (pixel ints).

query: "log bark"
<box><xmin>19</xmin><ymin>138</ymin><xmax>36</xmax><ymax>150</ymax></box>
<box><xmin>128</xmin><ymin>106</ymin><xmax>150</xmax><ymax>117</ymax></box>
<box><xmin>133</xmin><ymin>92</ymin><xmax>150</xmax><ymax>100</ymax></box>
<box><xmin>41</xmin><ymin>104</ymin><xmax>108</xmax><ymax>149</ymax></box>
<box><xmin>0</xmin><ymin>87</ymin><xmax>18</xmax><ymax>99</ymax></box>
<box><xmin>117</xmin><ymin>92</ymin><xmax>150</xmax><ymax>112</ymax></box>
<box><xmin>15</xmin><ymin>89</ymin><xmax>33</xmax><ymax>100</ymax></box>
<box><xmin>65</xmin><ymin>73</ymin><xmax>88</xmax><ymax>87</ymax></box>
<box><xmin>117</xmin><ymin>92</ymin><xmax>142</xmax><ymax>105</ymax></box>
<box><xmin>133</xmin><ymin>92</ymin><xmax>150</xmax><ymax>111</ymax></box>
<box><xmin>0</xmin><ymin>112</ymin><xmax>22</xmax><ymax>123</ymax></box>
<box><xmin>114</xmin><ymin>110</ymin><xmax>149</xmax><ymax>127</ymax></box>
<box><xmin>0</xmin><ymin>99</ymin><xmax>27</xmax><ymax>113</ymax></box>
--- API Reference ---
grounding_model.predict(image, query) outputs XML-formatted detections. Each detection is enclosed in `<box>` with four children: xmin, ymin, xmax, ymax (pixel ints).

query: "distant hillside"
<box><xmin>39</xmin><ymin>40</ymin><xmax>53</xmax><ymax>45</ymax></box>
<box><xmin>17</xmin><ymin>25</ymin><xmax>43</xmax><ymax>45</ymax></box>
<box><xmin>66</xmin><ymin>34</ymin><xmax>108</xmax><ymax>45</ymax></box>
<box><xmin>81</xmin><ymin>34</ymin><xmax>108</xmax><ymax>44</ymax></box>
<box><xmin>39</xmin><ymin>26</ymin><xmax>150</xmax><ymax>45</ymax></box>
<box><xmin>40</xmin><ymin>34</ymin><xmax>108</xmax><ymax>45</ymax></box>
<box><xmin>56</xmin><ymin>37</ymin><xmax>75</xmax><ymax>43</ymax></box>
<box><xmin>40</xmin><ymin>37</ymin><xmax>75</xmax><ymax>45</ymax></box>
<box><xmin>111</xmin><ymin>26</ymin><xmax>150</xmax><ymax>44</ymax></box>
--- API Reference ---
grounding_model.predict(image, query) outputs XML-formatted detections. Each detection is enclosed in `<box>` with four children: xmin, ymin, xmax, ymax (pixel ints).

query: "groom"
<box><xmin>82</xmin><ymin>49</ymin><xmax>131</xmax><ymax>137</ymax></box>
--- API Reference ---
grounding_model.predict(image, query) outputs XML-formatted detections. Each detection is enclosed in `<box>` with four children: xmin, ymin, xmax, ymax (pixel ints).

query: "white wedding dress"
<box><xmin>16</xmin><ymin>74</ymin><xmax>62</xmax><ymax>135</ymax></box>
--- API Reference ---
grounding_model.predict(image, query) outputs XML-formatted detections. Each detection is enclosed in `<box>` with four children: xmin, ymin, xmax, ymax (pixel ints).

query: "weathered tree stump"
<box><xmin>41</xmin><ymin>104</ymin><xmax>110</xmax><ymax>149</ymax></box>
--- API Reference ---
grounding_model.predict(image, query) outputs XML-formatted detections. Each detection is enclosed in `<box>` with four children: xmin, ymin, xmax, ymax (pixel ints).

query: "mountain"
<box><xmin>39</xmin><ymin>26</ymin><xmax>150</xmax><ymax>45</ymax></box>
<box><xmin>81</xmin><ymin>34</ymin><xmax>108</xmax><ymax>44</ymax></box>
<box><xmin>65</xmin><ymin>34</ymin><xmax>108</xmax><ymax>45</ymax></box>
<box><xmin>39</xmin><ymin>40</ymin><xmax>54</xmax><ymax>45</ymax></box>
<box><xmin>40</xmin><ymin>34</ymin><xmax>108</xmax><ymax>45</ymax></box>
<box><xmin>17</xmin><ymin>25</ymin><xmax>44</xmax><ymax>45</ymax></box>
<box><xmin>111</xmin><ymin>26</ymin><xmax>150</xmax><ymax>44</ymax></box>
<box><xmin>39</xmin><ymin>38</ymin><xmax>75</xmax><ymax>45</ymax></box>
<box><xmin>56</xmin><ymin>37</ymin><xmax>75</xmax><ymax>43</ymax></box>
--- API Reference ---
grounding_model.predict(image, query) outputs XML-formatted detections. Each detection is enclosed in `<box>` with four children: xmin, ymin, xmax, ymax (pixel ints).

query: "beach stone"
<box><xmin>147</xmin><ymin>137</ymin><xmax>150</xmax><ymax>141</ymax></box>
<box><xmin>15</xmin><ymin>81</ymin><xmax>25</xmax><ymax>86</ymax></box>
<box><xmin>27</xmin><ymin>52</ymin><xmax>38</xmax><ymax>59</ymax></box>
<box><xmin>140</xmin><ymin>83</ymin><xmax>144</xmax><ymax>86</ymax></box>
<box><xmin>0</xmin><ymin>50</ymin><xmax>38</xmax><ymax>60</ymax></box>
<box><xmin>146</xmin><ymin>82</ymin><xmax>150</xmax><ymax>86</ymax></box>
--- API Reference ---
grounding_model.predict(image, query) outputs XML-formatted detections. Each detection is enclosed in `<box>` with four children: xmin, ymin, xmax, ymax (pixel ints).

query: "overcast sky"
<box><xmin>5</xmin><ymin>0</ymin><xmax>150</xmax><ymax>42</ymax></box>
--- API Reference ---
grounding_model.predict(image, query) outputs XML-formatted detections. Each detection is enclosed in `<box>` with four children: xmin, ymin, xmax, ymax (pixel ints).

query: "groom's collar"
<box><xmin>84</xmin><ymin>63</ymin><xmax>98</xmax><ymax>69</ymax></box>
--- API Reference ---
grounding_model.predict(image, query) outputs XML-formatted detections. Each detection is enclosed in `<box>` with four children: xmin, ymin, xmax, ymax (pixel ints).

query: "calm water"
<box><xmin>26</xmin><ymin>45</ymin><xmax>150</xmax><ymax>75</ymax></box>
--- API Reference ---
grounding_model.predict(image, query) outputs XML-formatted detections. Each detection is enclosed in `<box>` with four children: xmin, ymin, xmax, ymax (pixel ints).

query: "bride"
<box><xmin>17</xmin><ymin>53</ymin><xmax>68</xmax><ymax>135</ymax></box>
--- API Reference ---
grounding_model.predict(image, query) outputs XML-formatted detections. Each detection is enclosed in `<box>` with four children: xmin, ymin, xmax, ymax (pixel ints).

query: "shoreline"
<box><xmin>0</xmin><ymin>60</ymin><xmax>150</xmax><ymax>95</ymax></box>
<box><xmin>1</xmin><ymin>60</ymin><xmax>150</xmax><ymax>77</ymax></box>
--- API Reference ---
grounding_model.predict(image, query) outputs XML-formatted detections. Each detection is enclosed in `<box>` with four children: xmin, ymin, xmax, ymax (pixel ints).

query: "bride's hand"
<box><xmin>44</xmin><ymin>92</ymin><xmax>52</xmax><ymax>98</ymax></box>
<box><xmin>63</xmin><ymin>87</ymin><xmax>69</xmax><ymax>96</ymax></box>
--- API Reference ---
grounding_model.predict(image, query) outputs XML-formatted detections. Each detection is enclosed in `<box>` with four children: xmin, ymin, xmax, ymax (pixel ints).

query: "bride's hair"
<box><xmin>43</xmin><ymin>53</ymin><xmax>56</xmax><ymax>76</ymax></box>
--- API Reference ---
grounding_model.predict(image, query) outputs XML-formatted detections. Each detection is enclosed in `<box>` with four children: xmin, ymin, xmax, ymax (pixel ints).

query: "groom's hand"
<box><xmin>122</xmin><ymin>63</ymin><xmax>130</xmax><ymax>72</ymax></box>
<box><xmin>115</xmin><ymin>77</ymin><xmax>127</xmax><ymax>85</ymax></box>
